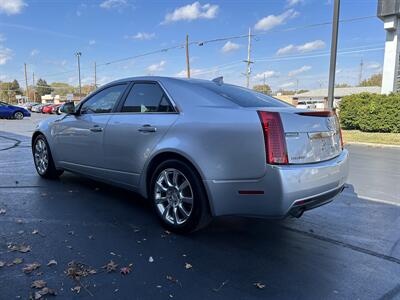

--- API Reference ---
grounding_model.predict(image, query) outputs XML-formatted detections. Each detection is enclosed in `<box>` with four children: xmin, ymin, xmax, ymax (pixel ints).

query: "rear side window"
<box><xmin>199</xmin><ymin>83</ymin><xmax>291</xmax><ymax>108</ymax></box>
<box><xmin>121</xmin><ymin>83</ymin><xmax>174</xmax><ymax>113</ymax></box>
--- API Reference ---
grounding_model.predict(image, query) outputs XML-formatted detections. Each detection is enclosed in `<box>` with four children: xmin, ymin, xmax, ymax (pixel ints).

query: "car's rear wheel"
<box><xmin>13</xmin><ymin>111</ymin><xmax>24</xmax><ymax>120</ymax></box>
<box><xmin>33</xmin><ymin>135</ymin><xmax>63</xmax><ymax>179</ymax></box>
<box><xmin>150</xmin><ymin>159</ymin><xmax>211</xmax><ymax>234</ymax></box>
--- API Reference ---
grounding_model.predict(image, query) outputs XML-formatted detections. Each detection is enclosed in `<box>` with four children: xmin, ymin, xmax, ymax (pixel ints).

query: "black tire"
<box><xmin>13</xmin><ymin>111</ymin><xmax>24</xmax><ymax>120</ymax></box>
<box><xmin>32</xmin><ymin>135</ymin><xmax>63</xmax><ymax>179</ymax></box>
<box><xmin>150</xmin><ymin>159</ymin><xmax>211</xmax><ymax>234</ymax></box>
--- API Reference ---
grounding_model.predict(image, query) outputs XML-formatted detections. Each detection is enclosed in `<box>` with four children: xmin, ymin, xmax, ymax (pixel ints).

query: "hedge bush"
<box><xmin>339</xmin><ymin>93</ymin><xmax>400</xmax><ymax>133</ymax></box>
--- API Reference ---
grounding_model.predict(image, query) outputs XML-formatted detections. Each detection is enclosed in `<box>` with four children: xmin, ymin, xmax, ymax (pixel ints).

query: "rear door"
<box><xmin>103</xmin><ymin>81</ymin><xmax>179</xmax><ymax>187</ymax></box>
<box><xmin>0</xmin><ymin>102</ymin><xmax>13</xmax><ymax>118</ymax></box>
<box><xmin>53</xmin><ymin>83</ymin><xmax>128</xmax><ymax>175</ymax></box>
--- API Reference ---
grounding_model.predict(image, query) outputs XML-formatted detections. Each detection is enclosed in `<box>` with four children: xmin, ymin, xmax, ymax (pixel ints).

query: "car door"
<box><xmin>53</xmin><ymin>83</ymin><xmax>128</xmax><ymax>177</ymax></box>
<box><xmin>103</xmin><ymin>81</ymin><xmax>179</xmax><ymax>187</ymax></box>
<box><xmin>0</xmin><ymin>102</ymin><xmax>13</xmax><ymax>118</ymax></box>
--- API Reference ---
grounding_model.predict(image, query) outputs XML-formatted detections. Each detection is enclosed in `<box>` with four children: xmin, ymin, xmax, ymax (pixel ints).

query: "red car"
<box><xmin>50</xmin><ymin>104</ymin><xmax>62</xmax><ymax>114</ymax></box>
<box><xmin>41</xmin><ymin>105</ymin><xmax>54</xmax><ymax>114</ymax></box>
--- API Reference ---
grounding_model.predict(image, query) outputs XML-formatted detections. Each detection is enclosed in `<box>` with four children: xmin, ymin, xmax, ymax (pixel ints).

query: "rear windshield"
<box><xmin>198</xmin><ymin>83</ymin><xmax>291</xmax><ymax>108</ymax></box>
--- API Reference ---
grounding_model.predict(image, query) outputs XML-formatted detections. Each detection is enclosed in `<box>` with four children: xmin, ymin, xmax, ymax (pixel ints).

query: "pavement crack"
<box><xmin>0</xmin><ymin>135</ymin><xmax>22</xmax><ymax>151</ymax></box>
<box><xmin>281</xmin><ymin>225</ymin><xmax>400</xmax><ymax>265</ymax></box>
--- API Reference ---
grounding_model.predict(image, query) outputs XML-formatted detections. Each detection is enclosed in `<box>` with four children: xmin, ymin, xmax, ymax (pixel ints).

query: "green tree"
<box><xmin>0</xmin><ymin>80</ymin><xmax>21</xmax><ymax>103</ymax></box>
<box><xmin>359</xmin><ymin>74</ymin><xmax>382</xmax><ymax>87</ymax></box>
<box><xmin>36</xmin><ymin>79</ymin><xmax>53</xmax><ymax>96</ymax></box>
<box><xmin>253</xmin><ymin>84</ymin><xmax>272</xmax><ymax>95</ymax></box>
<box><xmin>50</xmin><ymin>82</ymin><xmax>75</xmax><ymax>96</ymax></box>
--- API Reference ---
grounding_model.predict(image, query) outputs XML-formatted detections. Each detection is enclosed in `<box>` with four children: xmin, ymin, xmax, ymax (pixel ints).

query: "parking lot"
<box><xmin>1</xmin><ymin>113</ymin><xmax>400</xmax><ymax>299</ymax></box>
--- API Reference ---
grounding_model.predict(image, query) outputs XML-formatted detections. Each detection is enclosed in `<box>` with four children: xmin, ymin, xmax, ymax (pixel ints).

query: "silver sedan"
<box><xmin>32</xmin><ymin>76</ymin><xmax>349</xmax><ymax>233</ymax></box>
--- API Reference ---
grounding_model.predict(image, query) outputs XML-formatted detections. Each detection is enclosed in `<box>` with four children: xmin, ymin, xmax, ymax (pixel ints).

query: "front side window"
<box><xmin>80</xmin><ymin>84</ymin><xmax>127</xmax><ymax>114</ymax></box>
<box><xmin>121</xmin><ymin>83</ymin><xmax>174</xmax><ymax>113</ymax></box>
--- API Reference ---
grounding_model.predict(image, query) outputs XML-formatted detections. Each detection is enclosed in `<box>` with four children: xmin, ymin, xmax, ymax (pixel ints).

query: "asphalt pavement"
<box><xmin>0</xmin><ymin>114</ymin><xmax>399</xmax><ymax>300</ymax></box>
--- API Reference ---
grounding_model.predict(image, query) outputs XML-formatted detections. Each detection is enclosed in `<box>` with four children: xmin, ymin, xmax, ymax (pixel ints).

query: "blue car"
<box><xmin>0</xmin><ymin>101</ymin><xmax>31</xmax><ymax>120</ymax></box>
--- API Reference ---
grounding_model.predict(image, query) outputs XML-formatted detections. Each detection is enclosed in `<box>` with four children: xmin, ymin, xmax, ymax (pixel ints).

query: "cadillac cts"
<box><xmin>32</xmin><ymin>77</ymin><xmax>349</xmax><ymax>233</ymax></box>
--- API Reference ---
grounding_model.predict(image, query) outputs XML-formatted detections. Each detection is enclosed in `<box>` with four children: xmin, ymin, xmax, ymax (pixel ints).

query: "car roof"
<box><xmin>104</xmin><ymin>76</ymin><xmax>212</xmax><ymax>87</ymax></box>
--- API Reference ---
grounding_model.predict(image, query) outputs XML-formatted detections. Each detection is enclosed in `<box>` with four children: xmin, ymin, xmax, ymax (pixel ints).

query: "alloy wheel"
<box><xmin>14</xmin><ymin>112</ymin><xmax>24</xmax><ymax>120</ymax></box>
<box><xmin>34</xmin><ymin>139</ymin><xmax>49</xmax><ymax>175</ymax></box>
<box><xmin>154</xmin><ymin>168</ymin><xmax>194</xmax><ymax>225</ymax></box>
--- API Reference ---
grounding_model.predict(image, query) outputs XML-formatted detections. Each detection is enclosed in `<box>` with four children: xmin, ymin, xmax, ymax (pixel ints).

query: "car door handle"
<box><xmin>138</xmin><ymin>124</ymin><xmax>157</xmax><ymax>132</ymax></box>
<box><xmin>90</xmin><ymin>126</ymin><xmax>103</xmax><ymax>132</ymax></box>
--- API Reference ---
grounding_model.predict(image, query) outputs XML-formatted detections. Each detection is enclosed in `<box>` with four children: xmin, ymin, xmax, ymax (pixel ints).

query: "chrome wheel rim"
<box><xmin>15</xmin><ymin>112</ymin><xmax>23</xmax><ymax>120</ymax></box>
<box><xmin>154</xmin><ymin>168</ymin><xmax>194</xmax><ymax>225</ymax></box>
<box><xmin>34</xmin><ymin>139</ymin><xmax>49</xmax><ymax>175</ymax></box>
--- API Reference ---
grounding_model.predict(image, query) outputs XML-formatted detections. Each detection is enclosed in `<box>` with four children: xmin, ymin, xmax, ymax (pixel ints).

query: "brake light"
<box><xmin>258</xmin><ymin>111</ymin><xmax>288</xmax><ymax>165</ymax></box>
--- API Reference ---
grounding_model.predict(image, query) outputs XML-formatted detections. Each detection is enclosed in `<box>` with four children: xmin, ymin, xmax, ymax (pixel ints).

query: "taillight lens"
<box><xmin>258</xmin><ymin>111</ymin><xmax>288</xmax><ymax>165</ymax></box>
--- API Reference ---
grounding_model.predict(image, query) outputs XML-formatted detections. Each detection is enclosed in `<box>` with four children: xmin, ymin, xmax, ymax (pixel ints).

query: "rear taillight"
<box><xmin>258</xmin><ymin>111</ymin><xmax>288</xmax><ymax>165</ymax></box>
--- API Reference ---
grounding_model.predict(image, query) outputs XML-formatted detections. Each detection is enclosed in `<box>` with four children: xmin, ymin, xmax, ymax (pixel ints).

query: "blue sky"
<box><xmin>0</xmin><ymin>0</ymin><xmax>385</xmax><ymax>91</ymax></box>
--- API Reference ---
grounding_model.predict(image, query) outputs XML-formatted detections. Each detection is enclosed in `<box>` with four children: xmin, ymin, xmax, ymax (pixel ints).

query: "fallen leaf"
<box><xmin>47</xmin><ymin>260</ymin><xmax>57</xmax><ymax>267</ymax></box>
<box><xmin>32</xmin><ymin>229</ymin><xmax>39</xmax><ymax>235</ymax></box>
<box><xmin>23</xmin><ymin>262</ymin><xmax>41</xmax><ymax>274</ymax></box>
<box><xmin>166</xmin><ymin>275</ymin><xmax>178</xmax><ymax>283</ymax></box>
<box><xmin>8</xmin><ymin>244</ymin><xmax>31</xmax><ymax>253</ymax></box>
<box><xmin>110</xmin><ymin>252</ymin><xmax>116</xmax><ymax>256</ymax></box>
<box><xmin>0</xmin><ymin>208</ymin><xmax>6</xmax><ymax>214</ymax></box>
<box><xmin>71</xmin><ymin>286</ymin><xmax>81</xmax><ymax>294</ymax></box>
<box><xmin>0</xmin><ymin>261</ymin><xmax>5</xmax><ymax>268</ymax></box>
<box><xmin>184</xmin><ymin>263</ymin><xmax>192</xmax><ymax>269</ymax></box>
<box><xmin>88</xmin><ymin>235</ymin><xmax>94</xmax><ymax>240</ymax></box>
<box><xmin>34</xmin><ymin>287</ymin><xmax>56</xmax><ymax>299</ymax></box>
<box><xmin>16</xmin><ymin>219</ymin><xmax>23</xmax><ymax>224</ymax></box>
<box><xmin>31</xmin><ymin>280</ymin><xmax>47</xmax><ymax>289</ymax></box>
<box><xmin>66</xmin><ymin>261</ymin><xmax>96</xmax><ymax>279</ymax></box>
<box><xmin>164</xmin><ymin>230</ymin><xmax>171</xmax><ymax>235</ymax></box>
<box><xmin>148</xmin><ymin>256</ymin><xmax>154</xmax><ymax>263</ymax></box>
<box><xmin>253</xmin><ymin>282</ymin><xmax>266</xmax><ymax>289</ymax></box>
<box><xmin>120</xmin><ymin>265</ymin><xmax>132</xmax><ymax>275</ymax></box>
<box><xmin>13</xmin><ymin>258</ymin><xmax>23</xmax><ymax>265</ymax></box>
<box><xmin>18</xmin><ymin>230</ymin><xmax>24</xmax><ymax>234</ymax></box>
<box><xmin>102</xmin><ymin>260</ymin><xmax>118</xmax><ymax>273</ymax></box>
<box><xmin>68</xmin><ymin>231</ymin><xmax>74</xmax><ymax>235</ymax></box>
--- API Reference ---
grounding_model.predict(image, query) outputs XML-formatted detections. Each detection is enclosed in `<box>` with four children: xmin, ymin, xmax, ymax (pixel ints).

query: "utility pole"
<box><xmin>32</xmin><ymin>72</ymin><xmax>36</xmax><ymax>102</ymax></box>
<box><xmin>75</xmin><ymin>52</ymin><xmax>82</xmax><ymax>99</ymax></box>
<box><xmin>327</xmin><ymin>0</ymin><xmax>340</xmax><ymax>110</ymax></box>
<box><xmin>185</xmin><ymin>34</ymin><xmax>191</xmax><ymax>78</ymax></box>
<box><xmin>358</xmin><ymin>58</ymin><xmax>364</xmax><ymax>85</ymax></box>
<box><xmin>94</xmin><ymin>61</ymin><xmax>97</xmax><ymax>90</ymax></box>
<box><xmin>244</xmin><ymin>27</ymin><xmax>253</xmax><ymax>88</ymax></box>
<box><xmin>24</xmin><ymin>63</ymin><xmax>29</xmax><ymax>101</ymax></box>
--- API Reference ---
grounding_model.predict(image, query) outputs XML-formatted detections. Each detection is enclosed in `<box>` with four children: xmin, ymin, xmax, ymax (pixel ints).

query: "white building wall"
<box><xmin>382</xmin><ymin>16</ymin><xmax>400</xmax><ymax>94</ymax></box>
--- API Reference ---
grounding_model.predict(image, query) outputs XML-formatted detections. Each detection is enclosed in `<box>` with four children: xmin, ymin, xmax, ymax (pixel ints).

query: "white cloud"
<box><xmin>0</xmin><ymin>0</ymin><xmax>26</xmax><ymax>15</ymax></box>
<box><xmin>253</xmin><ymin>70</ymin><xmax>277</xmax><ymax>81</ymax></box>
<box><xmin>297</xmin><ymin>40</ymin><xmax>325</xmax><ymax>52</ymax></box>
<box><xmin>0</xmin><ymin>34</ymin><xmax>6</xmax><ymax>42</ymax></box>
<box><xmin>175</xmin><ymin>68</ymin><xmax>204</xmax><ymax>77</ymax></box>
<box><xmin>89</xmin><ymin>40</ymin><xmax>96</xmax><ymax>45</ymax></box>
<box><xmin>125</xmin><ymin>32</ymin><xmax>156</xmax><ymax>40</ymax></box>
<box><xmin>100</xmin><ymin>0</ymin><xmax>127</xmax><ymax>9</ymax></box>
<box><xmin>366</xmin><ymin>62</ymin><xmax>381</xmax><ymax>70</ymax></box>
<box><xmin>146</xmin><ymin>60</ymin><xmax>166</xmax><ymax>74</ymax></box>
<box><xmin>288</xmin><ymin>65</ymin><xmax>311</xmax><ymax>77</ymax></box>
<box><xmin>254</xmin><ymin>9</ymin><xmax>298</xmax><ymax>31</ymax></box>
<box><xmin>30</xmin><ymin>49</ymin><xmax>39</xmax><ymax>56</ymax></box>
<box><xmin>286</xmin><ymin>0</ymin><xmax>303</xmax><ymax>7</ymax></box>
<box><xmin>0</xmin><ymin>46</ymin><xmax>13</xmax><ymax>65</ymax></box>
<box><xmin>276</xmin><ymin>40</ymin><xmax>325</xmax><ymax>55</ymax></box>
<box><xmin>163</xmin><ymin>2</ymin><xmax>218</xmax><ymax>24</ymax></box>
<box><xmin>280</xmin><ymin>81</ymin><xmax>296</xmax><ymax>88</ymax></box>
<box><xmin>221</xmin><ymin>41</ymin><xmax>240</xmax><ymax>53</ymax></box>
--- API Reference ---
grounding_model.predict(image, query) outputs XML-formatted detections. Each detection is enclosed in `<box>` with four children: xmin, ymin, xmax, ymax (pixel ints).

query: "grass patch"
<box><xmin>342</xmin><ymin>130</ymin><xmax>400</xmax><ymax>146</ymax></box>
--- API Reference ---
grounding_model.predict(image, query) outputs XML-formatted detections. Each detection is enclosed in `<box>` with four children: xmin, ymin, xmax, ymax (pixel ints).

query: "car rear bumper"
<box><xmin>204</xmin><ymin>149</ymin><xmax>349</xmax><ymax>217</ymax></box>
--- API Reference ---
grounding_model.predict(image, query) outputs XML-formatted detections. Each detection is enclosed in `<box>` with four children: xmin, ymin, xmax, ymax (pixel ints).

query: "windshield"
<box><xmin>198</xmin><ymin>83</ymin><xmax>292</xmax><ymax>108</ymax></box>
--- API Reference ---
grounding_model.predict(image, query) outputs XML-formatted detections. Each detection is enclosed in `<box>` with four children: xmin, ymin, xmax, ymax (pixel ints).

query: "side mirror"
<box><xmin>61</xmin><ymin>102</ymin><xmax>76</xmax><ymax>114</ymax></box>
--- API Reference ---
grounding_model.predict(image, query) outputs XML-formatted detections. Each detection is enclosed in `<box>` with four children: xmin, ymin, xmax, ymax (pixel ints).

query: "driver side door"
<box><xmin>53</xmin><ymin>83</ymin><xmax>128</xmax><ymax>177</ymax></box>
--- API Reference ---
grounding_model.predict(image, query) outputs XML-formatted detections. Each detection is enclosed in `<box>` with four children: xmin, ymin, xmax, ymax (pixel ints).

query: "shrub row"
<box><xmin>339</xmin><ymin>92</ymin><xmax>400</xmax><ymax>133</ymax></box>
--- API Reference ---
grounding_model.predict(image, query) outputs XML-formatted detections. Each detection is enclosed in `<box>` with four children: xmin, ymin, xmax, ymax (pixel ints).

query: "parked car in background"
<box><xmin>32</xmin><ymin>104</ymin><xmax>49</xmax><ymax>113</ymax></box>
<box><xmin>51</xmin><ymin>104</ymin><xmax>63</xmax><ymax>115</ymax></box>
<box><xmin>26</xmin><ymin>103</ymin><xmax>41</xmax><ymax>111</ymax></box>
<box><xmin>42</xmin><ymin>104</ymin><xmax>54</xmax><ymax>114</ymax></box>
<box><xmin>0</xmin><ymin>101</ymin><xmax>31</xmax><ymax>119</ymax></box>
<box><xmin>32</xmin><ymin>76</ymin><xmax>348</xmax><ymax>233</ymax></box>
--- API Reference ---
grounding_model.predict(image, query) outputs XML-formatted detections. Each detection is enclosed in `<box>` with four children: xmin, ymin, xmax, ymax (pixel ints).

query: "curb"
<box><xmin>344</xmin><ymin>141</ymin><xmax>400</xmax><ymax>148</ymax></box>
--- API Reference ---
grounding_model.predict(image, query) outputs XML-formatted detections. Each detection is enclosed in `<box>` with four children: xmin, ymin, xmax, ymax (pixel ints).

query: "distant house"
<box><xmin>292</xmin><ymin>86</ymin><xmax>381</xmax><ymax>109</ymax></box>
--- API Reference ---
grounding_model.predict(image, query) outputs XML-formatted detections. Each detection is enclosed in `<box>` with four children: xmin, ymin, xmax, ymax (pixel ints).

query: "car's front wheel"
<box><xmin>150</xmin><ymin>159</ymin><xmax>211</xmax><ymax>234</ymax></box>
<box><xmin>13</xmin><ymin>111</ymin><xmax>24</xmax><ymax>120</ymax></box>
<box><xmin>33</xmin><ymin>135</ymin><xmax>63</xmax><ymax>179</ymax></box>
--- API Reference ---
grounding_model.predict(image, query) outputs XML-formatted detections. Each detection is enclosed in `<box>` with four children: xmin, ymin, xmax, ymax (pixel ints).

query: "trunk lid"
<box><xmin>255</xmin><ymin>108</ymin><xmax>342</xmax><ymax>164</ymax></box>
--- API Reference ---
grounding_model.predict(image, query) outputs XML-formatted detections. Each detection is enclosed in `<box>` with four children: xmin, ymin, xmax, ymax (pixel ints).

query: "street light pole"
<box><xmin>327</xmin><ymin>0</ymin><xmax>340</xmax><ymax>110</ymax></box>
<box><xmin>75</xmin><ymin>52</ymin><xmax>82</xmax><ymax>99</ymax></box>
